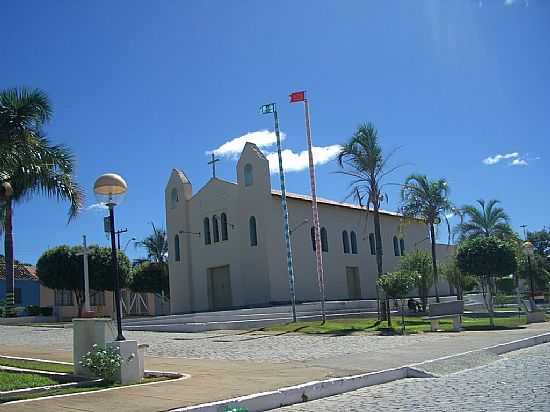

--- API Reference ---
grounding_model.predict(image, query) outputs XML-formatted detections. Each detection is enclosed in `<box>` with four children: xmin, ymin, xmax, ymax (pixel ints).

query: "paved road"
<box><xmin>276</xmin><ymin>342</ymin><xmax>550</xmax><ymax>411</ymax></box>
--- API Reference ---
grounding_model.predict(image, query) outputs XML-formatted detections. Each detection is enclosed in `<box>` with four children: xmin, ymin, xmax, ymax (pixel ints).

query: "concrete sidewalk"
<box><xmin>1</xmin><ymin>322</ymin><xmax>549</xmax><ymax>412</ymax></box>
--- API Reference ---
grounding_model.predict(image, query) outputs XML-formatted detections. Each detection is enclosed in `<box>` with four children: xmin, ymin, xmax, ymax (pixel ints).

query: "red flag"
<box><xmin>289</xmin><ymin>91</ymin><xmax>305</xmax><ymax>103</ymax></box>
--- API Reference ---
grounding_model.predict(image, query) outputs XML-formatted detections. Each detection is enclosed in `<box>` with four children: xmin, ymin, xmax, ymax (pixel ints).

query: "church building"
<box><xmin>165</xmin><ymin>142</ymin><xmax>451</xmax><ymax>314</ymax></box>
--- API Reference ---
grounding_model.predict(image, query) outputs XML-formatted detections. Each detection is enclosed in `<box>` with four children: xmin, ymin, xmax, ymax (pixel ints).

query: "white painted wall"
<box><xmin>166</xmin><ymin>143</ymin><xmax>454</xmax><ymax>314</ymax></box>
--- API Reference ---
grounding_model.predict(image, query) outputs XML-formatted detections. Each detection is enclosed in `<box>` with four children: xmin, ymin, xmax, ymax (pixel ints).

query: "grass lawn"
<box><xmin>0</xmin><ymin>371</ymin><xmax>57</xmax><ymax>391</ymax></box>
<box><xmin>262</xmin><ymin>315</ymin><xmax>538</xmax><ymax>335</ymax></box>
<box><xmin>0</xmin><ymin>357</ymin><xmax>73</xmax><ymax>374</ymax></box>
<box><xmin>1</xmin><ymin>376</ymin><xmax>170</xmax><ymax>403</ymax></box>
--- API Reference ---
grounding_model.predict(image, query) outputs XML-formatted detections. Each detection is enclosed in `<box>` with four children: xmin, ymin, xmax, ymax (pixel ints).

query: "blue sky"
<box><xmin>1</xmin><ymin>0</ymin><xmax>548</xmax><ymax>264</ymax></box>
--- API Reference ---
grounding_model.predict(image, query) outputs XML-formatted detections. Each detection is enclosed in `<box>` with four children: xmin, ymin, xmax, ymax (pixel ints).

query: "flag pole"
<box><xmin>303</xmin><ymin>97</ymin><xmax>327</xmax><ymax>324</ymax></box>
<box><xmin>273</xmin><ymin>107</ymin><xmax>297</xmax><ymax>322</ymax></box>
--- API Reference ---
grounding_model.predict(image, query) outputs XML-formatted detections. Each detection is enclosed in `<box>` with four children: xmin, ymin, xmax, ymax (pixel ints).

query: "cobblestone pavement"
<box><xmin>276</xmin><ymin>343</ymin><xmax>550</xmax><ymax>411</ymax></box>
<box><xmin>0</xmin><ymin>325</ymin><xmax>454</xmax><ymax>362</ymax></box>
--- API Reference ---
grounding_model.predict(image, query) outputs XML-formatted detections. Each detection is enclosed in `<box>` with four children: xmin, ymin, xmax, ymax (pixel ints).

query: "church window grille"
<box><xmin>221</xmin><ymin>213</ymin><xmax>229</xmax><ymax>241</ymax></box>
<box><xmin>351</xmin><ymin>231</ymin><xmax>358</xmax><ymax>254</ymax></box>
<box><xmin>342</xmin><ymin>231</ymin><xmax>350</xmax><ymax>254</ymax></box>
<box><xmin>369</xmin><ymin>233</ymin><xmax>376</xmax><ymax>255</ymax></box>
<box><xmin>174</xmin><ymin>234</ymin><xmax>181</xmax><ymax>261</ymax></box>
<box><xmin>393</xmin><ymin>236</ymin><xmax>400</xmax><ymax>256</ymax></box>
<box><xmin>321</xmin><ymin>227</ymin><xmax>328</xmax><ymax>252</ymax></box>
<box><xmin>203</xmin><ymin>218</ymin><xmax>211</xmax><ymax>245</ymax></box>
<box><xmin>249</xmin><ymin>216</ymin><xmax>258</xmax><ymax>246</ymax></box>
<box><xmin>212</xmin><ymin>215</ymin><xmax>220</xmax><ymax>243</ymax></box>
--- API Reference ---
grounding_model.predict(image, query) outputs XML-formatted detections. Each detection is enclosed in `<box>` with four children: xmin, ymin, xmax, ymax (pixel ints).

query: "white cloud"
<box><xmin>86</xmin><ymin>203</ymin><xmax>108</xmax><ymax>212</ymax></box>
<box><xmin>504</xmin><ymin>0</ymin><xmax>516</xmax><ymax>4</ymax></box>
<box><xmin>482</xmin><ymin>152</ymin><xmax>519</xmax><ymax>165</ymax></box>
<box><xmin>208</xmin><ymin>130</ymin><xmax>285</xmax><ymax>159</ymax></box>
<box><xmin>266</xmin><ymin>145</ymin><xmax>341</xmax><ymax>174</ymax></box>
<box><xmin>510</xmin><ymin>158</ymin><xmax>528</xmax><ymax>166</ymax></box>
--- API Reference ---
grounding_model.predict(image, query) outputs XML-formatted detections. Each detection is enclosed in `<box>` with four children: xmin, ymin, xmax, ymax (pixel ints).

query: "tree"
<box><xmin>456</xmin><ymin>236</ymin><xmax>517</xmax><ymax>327</ymax></box>
<box><xmin>455</xmin><ymin>199</ymin><xmax>514</xmax><ymax>241</ymax></box>
<box><xmin>134</xmin><ymin>223</ymin><xmax>169</xmax><ymax>299</ymax></box>
<box><xmin>527</xmin><ymin>228</ymin><xmax>550</xmax><ymax>257</ymax></box>
<box><xmin>130</xmin><ymin>262</ymin><xmax>169</xmax><ymax>297</ymax></box>
<box><xmin>1</xmin><ymin>88</ymin><xmax>83</xmax><ymax>315</ymax></box>
<box><xmin>377</xmin><ymin>271</ymin><xmax>419</xmax><ymax>333</ymax></box>
<box><xmin>517</xmin><ymin>254</ymin><xmax>550</xmax><ymax>296</ymax></box>
<box><xmin>135</xmin><ymin>223</ymin><xmax>168</xmax><ymax>264</ymax></box>
<box><xmin>36</xmin><ymin>245</ymin><xmax>131</xmax><ymax>317</ymax></box>
<box><xmin>400</xmin><ymin>174</ymin><xmax>454</xmax><ymax>303</ymax></box>
<box><xmin>439</xmin><ymin>256</ymin><xmax>477</xmax><ymax>301</ymax></box>
<box><xmin>337</xmin><ymin>122</ymin><xmax>398</xmax><ymax>319</ymax></box>
<box><xmin>398</xmin><ymin>249</ymin><xmax>432</xmax><ymax>311</ymax></box>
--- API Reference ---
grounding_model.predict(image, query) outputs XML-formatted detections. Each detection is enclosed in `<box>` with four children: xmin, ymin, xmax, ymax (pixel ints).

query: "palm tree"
<box><xmin>1</xmin><ymin>88</ymin><xmax>83</xmax><ymax>315</ymax></box>
<box><xmin>455</xmin><ymin>199</ymin><xmax>513</xmax><ymax>241</ymax></box>
<box><xmin>337</xmin><ymin>122</ymin><xmax>397</xmax><ymax>319</ymax></box>
<box><xmin>400</xmin><ymin>174</ymin><xmax>453</xmax><ymax>303</ymax></box>
<box><xmin>135</xmin><ymin>223</ymin><xmax>168</xmax><ymax>264</ymax></box>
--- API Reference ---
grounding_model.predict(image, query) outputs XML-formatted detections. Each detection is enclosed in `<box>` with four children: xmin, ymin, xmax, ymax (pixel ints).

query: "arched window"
<box><xmin>203</xmin><ymin>217</ymin><xmax>211</xmax><ymax>245</ymax></box>
<box><xmin>400</xmin><ymin>238</ymin><xmax>405</xmax><ymax>256</ymax></box>
<box><xmin>369</xmin><ymin>233</ymin><xmax>376</xmax><ymax>255</ymax></box>
<box><xmin>321</xmin><ymin>227</ymin><xmax>328</xmax><ymax>252</ymax></box>
<box><xmin>170</xmin><ymin>188</ymin><xmax>179</xmax><ymax>209</ymax></box>
<box><xmin>351</xmin><ymin>231</ymin><xmax>358</xmax><ymax>254</ymax></box>
<box><xmin>311</xmin><ymin>227</ymin><xmax>316</xmax><ymax>251</ymax></box>
<box><xmin>393</xmin><ymin>236</ymin><xmax>400</xmax><ymax>256</ymax></box>
<box><xmin>212</xmin><ymin>215</ymin><xmax>220</xmax><ymax>243</ymax></box>
<box><xmin>244</xmin><ymin>163</ymin><xmax>253</xmax><ymax>187</ymax></box>
<box><xmin>221</xmin><ymin>213</ymin><xmax>228</xmax><ymax>241</ymax></box>
<box><xmin>249</xmin><ymin>216</ymin><xmax>258</xmax><ymax>246</ymax></box>
<box><xmin>174</xmin><ymin>235</ymin><xmax>181</xmax><ymax>261</ymax></box>
<box><xmin>342</xmin><ymin>231</ymin><xmax>350</xmax><ymax>254</ymax></box>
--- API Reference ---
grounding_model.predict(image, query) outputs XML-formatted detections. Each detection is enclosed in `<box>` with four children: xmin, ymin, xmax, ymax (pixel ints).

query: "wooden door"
<box><xmin>208</xmin><ymin>265</ymin><xmax>232</xmax><ymax>310</ymax></box>
<box><xmin>346</xmin><ymin>266</ymin><xmax>361</xmax><ymax>300</ymax></box>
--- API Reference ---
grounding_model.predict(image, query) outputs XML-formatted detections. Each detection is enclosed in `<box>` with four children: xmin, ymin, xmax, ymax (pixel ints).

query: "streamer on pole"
<box><xmin>289</xmin><ymin>91</ymin><xmax>326</xmax><ymax>323</ymax></box>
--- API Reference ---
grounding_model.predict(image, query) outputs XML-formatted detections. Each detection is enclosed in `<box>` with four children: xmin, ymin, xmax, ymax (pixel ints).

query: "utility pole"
<box><xmin>115</xmin><ymin>228</ymin><xmax>128</xmax><ymax>250</ymax></box>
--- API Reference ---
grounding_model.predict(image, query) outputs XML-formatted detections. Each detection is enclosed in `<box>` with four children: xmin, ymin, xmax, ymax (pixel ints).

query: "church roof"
<box><xmin>271</xmin><ymin>190</ymin><xmax>404</xmax><ymax>218</ymax></box>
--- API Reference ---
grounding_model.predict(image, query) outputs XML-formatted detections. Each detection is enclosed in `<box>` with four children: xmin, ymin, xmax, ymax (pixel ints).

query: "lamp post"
<box><xmin>522</xmin><ymin>241</ymin><xmax>536</xmax><ymax>310</ymax></box>
<box><xmin>93</xmin><ymin>173</ymin><xmax>127</xmax><ymax>341</ymax></box>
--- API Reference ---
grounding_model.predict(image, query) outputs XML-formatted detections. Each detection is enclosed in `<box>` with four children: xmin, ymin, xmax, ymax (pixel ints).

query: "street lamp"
<box><xmin>522</xmin><ymin>241</ymin><xmax>536</xmax><ymax>310</ymax></box>
<box><xmin>93</xmin><ymin>173</ymin><xmax>127</xmax><ymax>341</ymax></box>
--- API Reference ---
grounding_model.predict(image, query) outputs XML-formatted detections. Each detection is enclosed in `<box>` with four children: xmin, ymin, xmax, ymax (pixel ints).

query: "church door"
<box><xmin>346</xmin><ymin>266</ymin><xmax>361</xmax><ymax>300</ymax></box>
<box><xmin>207</xmin><ymin>265</ymin><xmax>232</xmax><ymax>311</ymax></box>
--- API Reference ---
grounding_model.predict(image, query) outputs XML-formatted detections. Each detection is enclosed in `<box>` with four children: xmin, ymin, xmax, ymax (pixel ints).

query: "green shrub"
<box><xmin>496</xmin><ymin>277</ymin><xmax>515</xmax><ymax>295</ymax></box>
<box><xmin>39</xmin><ymin>307</ymin><xmax>53</xmax><ymax>316</ymax></box>
<box><xmin>26</xmin><ymin>305</ymin><xmax>41</xmax><ymax>316</ymax></box>
<box><xmin>79</xmin><ymin>344</ymin><xmax>122</xmax><ymax>383</ymax></box>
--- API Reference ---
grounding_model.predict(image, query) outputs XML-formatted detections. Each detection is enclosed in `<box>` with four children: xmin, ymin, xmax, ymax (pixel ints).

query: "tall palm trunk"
<box><xmin>429</xmin><ymin>223</ymin><xmax>440</xmax><ymax>303</ymax></box>
<box><xmin>373</xmin><ymin>204</ymin><xmax>389</xmax><ymax>323</ymax></box>
<box><xmin>3</xmin><ymin>198</ymin><xmax>15</xmax><ymax>316</ymax></box>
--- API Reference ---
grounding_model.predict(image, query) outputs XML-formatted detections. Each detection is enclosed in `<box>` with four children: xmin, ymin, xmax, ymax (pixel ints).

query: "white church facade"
<box><xmin>165</xmin><ymin>142</ymin><xmax>452</xmax><ymax>314</ymax></box>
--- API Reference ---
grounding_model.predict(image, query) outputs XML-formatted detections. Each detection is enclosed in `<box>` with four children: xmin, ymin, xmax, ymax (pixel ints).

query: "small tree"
<box><xmin>37</xmin><ymin>245</ymin><xmax>131</xmax><ymax>317</ymax></box>
<box><xmin>130</xmin><ymin>262</ymin><xmax>169</xmax><ymax>297</ymax></box>
<box><xmin>398</xmin><ymin>250</ymin><xmax>432</xmax><ymax>311</ymax></box>
<box><xmin>456</xmin><ymin>237</ymin><xmax>517</xmax><ymax>327</ymax></box>
<box><xmin>377</xmin><ymin>271</ymin><xmax>419</xmax><ymax>333</ymax></box>
<box><xmin>517</xmin><ymin>254</ymin><xmax>550</xmax><ymax>296</ymax></box>
<box><xmin>440</xmin><ymin>256</ymin><xmax>477</xmax><ymax>301</ymax></box>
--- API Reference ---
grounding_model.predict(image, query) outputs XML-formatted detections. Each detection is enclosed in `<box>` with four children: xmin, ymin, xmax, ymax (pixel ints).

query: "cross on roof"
<box><xmin>208</xmin><ymin>153</ymin><xmax>220</xmax><ymax>178</ymax></box>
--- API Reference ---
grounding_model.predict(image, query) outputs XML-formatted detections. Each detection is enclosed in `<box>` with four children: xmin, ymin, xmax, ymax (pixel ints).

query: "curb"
<box><xmin>171</xmin><ymin>331</ymin><xmax>550</xmax><ymax>412</ymax></box>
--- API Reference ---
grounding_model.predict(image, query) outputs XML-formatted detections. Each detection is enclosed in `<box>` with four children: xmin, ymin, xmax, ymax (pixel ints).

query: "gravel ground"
<box><xmin>0</xmin><ymin>325</ymin><xmax>453</xmax><ymax>362</ymax></box>
<box><xmin>275</xmin><ymin>342</ymin><xmax>550</xmax><ymax>411</ymax></box>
